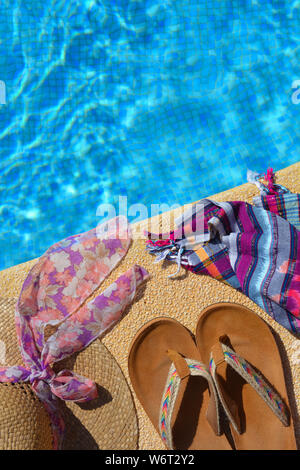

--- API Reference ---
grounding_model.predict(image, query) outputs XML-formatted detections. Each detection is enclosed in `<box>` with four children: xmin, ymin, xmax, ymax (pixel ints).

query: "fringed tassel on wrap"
<box><xmin>247</xmin><ymin>168</ymin><xmax>290</xmax><ymax>195</ymax></box>
<box><xmin>146</xmin><ymin>238</ymin><xmax>188</xmax><ymax>278</ymax></box>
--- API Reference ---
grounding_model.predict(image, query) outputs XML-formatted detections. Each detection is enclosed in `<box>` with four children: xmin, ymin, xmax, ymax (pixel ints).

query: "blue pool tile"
<box><xmin>0</xmin><ymin>0</ymin><xmax>299</xmax><ymax>269</ymax></box>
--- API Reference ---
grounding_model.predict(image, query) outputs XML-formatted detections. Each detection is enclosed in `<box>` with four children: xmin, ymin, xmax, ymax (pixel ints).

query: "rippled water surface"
<box><xmin>0</xmin><ymin>0</ymin><xmax>300</xmax><ymax>269</ymax></box>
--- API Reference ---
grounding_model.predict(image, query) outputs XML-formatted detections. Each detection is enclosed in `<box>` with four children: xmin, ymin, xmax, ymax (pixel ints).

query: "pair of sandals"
<box><xmin>128</xmin><ymin>303</ymin><xmax>297</xmax><ymax>450</ymax></box>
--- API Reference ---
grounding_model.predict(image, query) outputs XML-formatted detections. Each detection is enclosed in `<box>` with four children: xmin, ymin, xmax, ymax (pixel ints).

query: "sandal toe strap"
<box><xmin>159</xmin><ymin>350</ymin><xmax>220</xmax><ymax>449</ymax></box>
<box><xmin>209</xmin><ymin>338</ymin><xmax>290</xmax><ymax>434</ymax></box>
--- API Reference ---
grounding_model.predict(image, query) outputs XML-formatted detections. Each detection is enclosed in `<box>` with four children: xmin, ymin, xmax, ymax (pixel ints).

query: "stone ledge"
<box><xmin>0</xmin><ymin>161</ymin><xmax>299</xmax><ymax>449</ymax></box>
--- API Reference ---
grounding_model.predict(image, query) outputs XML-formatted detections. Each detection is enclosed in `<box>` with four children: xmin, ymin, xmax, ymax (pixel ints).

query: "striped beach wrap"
<box><xmin>248</xmin><ymin>168</ymin><xmax>300</xmax><ymax>231</ymax></box>
<box><xmin>253</xmin><ymin>192</ymin><xmax>300</xmax><ymax>232</ymax></box>
<box><xmin>146</xmin><ymin>196</ymin><xmax>300</xmax><ymax>334</ymax></box>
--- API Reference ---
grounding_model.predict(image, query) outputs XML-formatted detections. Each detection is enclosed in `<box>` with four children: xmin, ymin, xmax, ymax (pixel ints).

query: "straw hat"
<box><xmin>0</xmin><ymin>296</ymin><xmax>138</xmax><ymax>450</ymax></box>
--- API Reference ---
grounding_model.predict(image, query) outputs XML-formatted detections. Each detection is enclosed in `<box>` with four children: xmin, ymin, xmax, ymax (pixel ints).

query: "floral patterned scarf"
<box><xmin>0</xmin><ymin>216</ymin><xmax>149</xmax><ymax>449</ymax></box>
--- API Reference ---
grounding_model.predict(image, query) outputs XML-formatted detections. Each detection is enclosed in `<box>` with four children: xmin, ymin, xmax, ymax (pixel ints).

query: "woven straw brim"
<box><xmin>0</xmin><ymin>297</ymin><xmax>138</xmax><ymax>450</ymax></box>
<box><xmin>0</xmin><ymin>382</ymin><xmax>53</xmax><ymax>450</ymax></box>
<box><xmin>0</xmin><ymin>162</ymin><xmax>299</xmax><ymax>450</ymax></box>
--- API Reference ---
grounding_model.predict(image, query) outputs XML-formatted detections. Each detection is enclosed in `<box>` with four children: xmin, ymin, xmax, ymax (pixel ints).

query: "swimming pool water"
<box><xmin>0</xmin><ymin>0</ymin><xmax>299</xmax><ymax>270</ymax></box>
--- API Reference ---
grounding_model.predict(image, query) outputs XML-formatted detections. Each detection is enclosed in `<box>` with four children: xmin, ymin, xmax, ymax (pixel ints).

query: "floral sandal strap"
<box><xmin>209</xmin><ymin>336</ymin><xmax>290</xmax><ymax>434</ymax></box>
<box><xmin>159</xmin><ymin>349</ymin><xmax>221</xmax><ymax>450</ymax></box>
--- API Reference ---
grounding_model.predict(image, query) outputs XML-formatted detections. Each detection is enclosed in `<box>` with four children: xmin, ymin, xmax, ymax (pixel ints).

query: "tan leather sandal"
<box><xmin>128</xmin><ymin>317</ymin><xmax>232</xmax><ymax>450</ymax></box>
<box><xmin>195</xmin><ymin>303</ymin><xmax>297</xmax><ymax>450</ymax></box>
